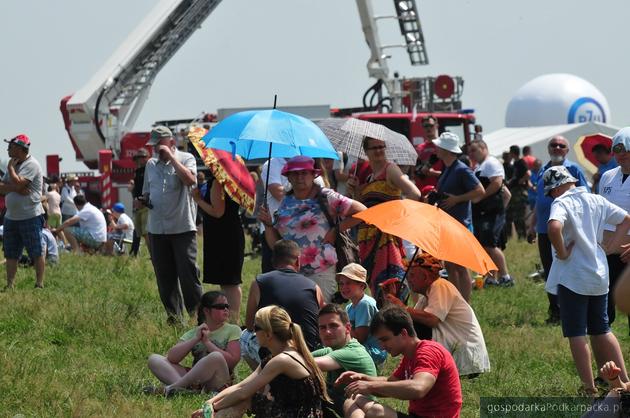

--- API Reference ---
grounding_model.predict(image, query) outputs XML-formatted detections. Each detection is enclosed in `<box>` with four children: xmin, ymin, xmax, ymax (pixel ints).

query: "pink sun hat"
<box><xmin>281</xmin><ymin>156</ymin><xmax>322</xmax><ymax>177</ymax></box>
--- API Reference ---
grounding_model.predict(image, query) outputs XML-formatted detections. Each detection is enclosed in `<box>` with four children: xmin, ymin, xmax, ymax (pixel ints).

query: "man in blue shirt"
<box><xmin>433</xmin><ymin>132</ymin><xmax>484</xmax><ymax>302</ymax></box>
<box><xmin>527</xmin><ymin>159</ymin><xmax>543</xmax><ymax>210</ymax></box>
<box><xmin>528</xmin><ymin>135</ymin><xmax>590</xmax><ymax>324</ymax></box>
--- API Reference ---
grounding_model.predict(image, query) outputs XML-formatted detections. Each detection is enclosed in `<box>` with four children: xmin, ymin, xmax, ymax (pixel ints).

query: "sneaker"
<box><xmin>142</xmin><ymin>384</ymin><xmax>166</xmax><ymax>396</ymax></box>
<box><xmin>484</xmin><ymin>277</ymin><xmax>500</xmax><ymax>287</ymax></box>
<box><xmin>165</xmin><ymin>386</ymin><xmax>199</xmax><ymax>398</ymax></box>
<box><xmin>498</xmin><ymin>276</ymin><xmax>515</xmax><ymax>287</ymax></box>
<box><xmin>438</xmin><ymin>269</ymin><xmax>449</xmax><ymax>278</ymax></box>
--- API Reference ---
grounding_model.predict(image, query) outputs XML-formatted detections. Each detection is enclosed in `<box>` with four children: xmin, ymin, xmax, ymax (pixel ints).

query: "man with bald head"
<box><xmin>528</xmin><ymin>135</ymin><xmax>589</xmax><ymax>324</ymax></box>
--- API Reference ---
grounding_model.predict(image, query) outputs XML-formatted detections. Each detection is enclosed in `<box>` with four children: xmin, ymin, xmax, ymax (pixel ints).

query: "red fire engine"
<box><xmin>57</xmin><ymin>0</ymin><xmax>477</xmax><ymax>209</ymax></box>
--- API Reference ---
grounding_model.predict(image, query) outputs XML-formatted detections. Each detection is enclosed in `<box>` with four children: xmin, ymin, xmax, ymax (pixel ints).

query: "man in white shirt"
<box><xmin>469</xmin><ymin>139</ymin><xmax>514</xmax><ymax>287</ymax></box>
<box><xmin>56</xmin><ymin>195</ymin><xmax>107</xmax><ymax>252</ymax></box>
<box><xmin>544</xmin><ymin>165</ymin><xmax>630</xmax><ymax>394</ymax></box>
<box><xmin>599</xmin><ymin>127</ymin><xmax>630</xmax><ymax>334</ymax></box>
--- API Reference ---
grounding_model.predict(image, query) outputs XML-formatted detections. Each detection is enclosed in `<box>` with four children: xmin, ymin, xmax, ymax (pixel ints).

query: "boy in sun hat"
<box><xmin>544</xmin><ymin>165</ymin><xmax>630</xmax><ymax>394</ymax></box>
<box><xmin>337</xmin><ymin>263</ymin><xmax>387</xmax><ymax>366</ymax></box>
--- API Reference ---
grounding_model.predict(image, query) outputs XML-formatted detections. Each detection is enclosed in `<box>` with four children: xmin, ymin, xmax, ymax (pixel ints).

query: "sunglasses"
<box><xmin>548</xmin><ymin>143</ymin><xmax>567</xmax><ymax>149</ymax></box>
<box><xmin>253</xmin><ymin>324</ymin><xmax>263</xmax><ymax>332</ymax></box>
<box><xmin>613</xmin><ymin>143</ymin><xmax>627</xmax><ymax>154</ymax></box>
<box><xmin>366</xmin><ymin>145</ymin><xmax>386</xmax><ymax>151</ymax></box>
<box><xmin>423</xmin><ymin>123</ymin><xmax>436</xmax><ymax>129</ymax></box>
<box><xmin>210</xmin><ymin>303</ymin><xmax>230</xmax><ymax>310</ymax></box>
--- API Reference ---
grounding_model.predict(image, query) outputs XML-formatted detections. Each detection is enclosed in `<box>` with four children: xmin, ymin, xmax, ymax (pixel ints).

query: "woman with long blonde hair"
<box><xmin>192</xmin><ymin>305</ymin><xmax>328</xmax><ymax>418</ymax></box>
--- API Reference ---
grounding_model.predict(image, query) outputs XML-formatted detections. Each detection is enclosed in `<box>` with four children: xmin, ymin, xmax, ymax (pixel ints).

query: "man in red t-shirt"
<box><xmin>522</xmin><ymin>146</ymin><xmax>536</xmax><ymax>170</ymax></box>
<box><xmin>337</xmin><ymin>306</ymin><xmax>462</xmax><ymax>418</ymax></box>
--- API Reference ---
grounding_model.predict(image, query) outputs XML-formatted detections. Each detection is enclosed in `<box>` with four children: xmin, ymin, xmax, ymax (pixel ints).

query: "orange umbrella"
<box><xmin>353</xmin><ymin>199</ymin><xmax>497</xmax><ymax>275</ymax></box>
<box><xmin>188</xmin><ymin>126</ymin><xmax>256</xmax><ymax>215</ymax></box>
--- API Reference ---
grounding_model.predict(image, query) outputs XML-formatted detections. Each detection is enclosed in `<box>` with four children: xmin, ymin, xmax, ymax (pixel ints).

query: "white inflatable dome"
<box><xmin>505</xmin><ymin>73</ymin><xmax>610</xmax><ymax>127</ymax></box>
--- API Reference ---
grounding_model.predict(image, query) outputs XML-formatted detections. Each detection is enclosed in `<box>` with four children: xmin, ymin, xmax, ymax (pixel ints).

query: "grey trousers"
<box><xmin>149</xmin><ymin>231</ymin><xmax>202</xmax><ymax>320</ymax></box>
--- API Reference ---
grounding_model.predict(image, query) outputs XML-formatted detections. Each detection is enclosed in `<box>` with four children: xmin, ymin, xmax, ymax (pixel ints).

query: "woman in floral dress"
<box><xmin>259</xmin><ymin>156</ymin><xmax>366</xmax><ymax>302</ymax></box>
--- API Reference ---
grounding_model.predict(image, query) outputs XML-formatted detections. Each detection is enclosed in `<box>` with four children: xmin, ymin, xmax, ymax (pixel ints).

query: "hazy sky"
<box><xmin>2</xmin><ymin>0</ymin><xmax>629</xmax><ymax>171</ymax></box>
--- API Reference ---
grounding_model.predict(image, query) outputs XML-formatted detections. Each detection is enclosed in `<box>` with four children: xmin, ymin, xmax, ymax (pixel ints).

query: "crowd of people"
<box><xmin>3</xmin><ymin>120</ymin><xmax>630</xmax><ymax>417</ymax></box>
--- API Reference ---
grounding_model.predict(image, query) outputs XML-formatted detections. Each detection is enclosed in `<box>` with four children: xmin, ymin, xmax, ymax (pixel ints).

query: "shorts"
<box><xmin>240</xmin><ymin>329</ymin><xmax>261</xmax><ymax>364</ymax></box>
<box><xmin>558</xmin><ymin>285</ymin><xmax>610</xmax><ymax>337</ymax></box>
<box><xmin>107</xmin><ymin>231</ymin><xmax>124</xmax><ymax>241</ymax></box>
<box><xmin>133</xmin><ymin>207</ymin><xmax>149</xmax><ymax>237</ymax></box>
<box><xmin>69</xmin><ymin>226</ymin><xmax>104</xmax><ymax>249</ymax></box>
<box><xmin>3</xmin><ymin>216</ymin><xmax>44</xmax><ymax>259</ymax></box>
<box><xmin>473</xmin><ymin>212</ymin><xmax>506</xmax><ymax>249</ymax></box>
<box><xmin>48</xmin><ymin>213</ymin><xmax>62</xmax><ymax>228</ymax></box>
<box><xmin>62</xmin><ymin>213</ymin><xmax>76</xmax><ymax>222</ymax></box>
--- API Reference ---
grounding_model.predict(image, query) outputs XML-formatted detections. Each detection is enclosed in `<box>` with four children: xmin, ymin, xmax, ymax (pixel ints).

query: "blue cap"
<box><xmin>112</xmin><ymin>202</ymin><xmax>125</xmax><ymax>213</ymax></box>
<box><xmin>612</xmin><ymin>127</ymin><xmax>630</xmax><ymax>152</ymax></box>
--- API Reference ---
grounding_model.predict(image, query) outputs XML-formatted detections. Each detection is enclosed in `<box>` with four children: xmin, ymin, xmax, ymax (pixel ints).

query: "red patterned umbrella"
<box><xmin>574</xmin><ymin>133</ymin><xmax>613</xmax><ymax>174</ymax></box>
<box><xmin>188</xmin><ymin>126</ymin><xmax>256</xmax><ymax>215</ymax></box>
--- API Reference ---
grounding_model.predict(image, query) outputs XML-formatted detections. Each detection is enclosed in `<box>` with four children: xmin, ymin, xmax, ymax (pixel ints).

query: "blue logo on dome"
<box><xmin>567</xmin><ymin>97</ymin><xmax>606</xmax><ymax>124</ymax></box>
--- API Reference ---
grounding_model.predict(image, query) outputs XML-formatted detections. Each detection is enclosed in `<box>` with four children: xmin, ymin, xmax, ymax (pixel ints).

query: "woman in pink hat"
<box><xmin>259</xmin><ymin>156</ymin><xmax>366</xmax><ymax>302</ymax></box>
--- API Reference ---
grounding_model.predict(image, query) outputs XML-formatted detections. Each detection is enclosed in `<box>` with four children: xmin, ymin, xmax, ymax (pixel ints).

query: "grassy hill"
<box><xmin>1</xmin><ymin>239</ymin><xmax>628</xmax><ymax>417</ymax></box>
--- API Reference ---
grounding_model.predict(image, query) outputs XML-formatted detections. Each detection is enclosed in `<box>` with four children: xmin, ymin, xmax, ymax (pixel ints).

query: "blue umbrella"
<box><xmin>201</xmin><ymin>104</ymin><xmax>339</xmax><ymax>202</ymax></box>
<box><xmin>202</xmin><ymin>109</ymin><xmax>340</xmax><ymax>160</ymax></box>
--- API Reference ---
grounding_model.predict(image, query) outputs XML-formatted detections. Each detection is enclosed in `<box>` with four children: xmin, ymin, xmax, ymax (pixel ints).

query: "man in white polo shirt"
<box><xmin>599</xmin><ymin>127</ymin><xmax>630</xmax><ymax>334</ymax></box>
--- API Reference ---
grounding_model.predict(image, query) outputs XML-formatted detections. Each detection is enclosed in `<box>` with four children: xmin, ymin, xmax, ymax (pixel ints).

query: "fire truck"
<box><xmin>57</xmin><ymin>0</ymin><xmax>476</xmax><ymax>208</ymax></box>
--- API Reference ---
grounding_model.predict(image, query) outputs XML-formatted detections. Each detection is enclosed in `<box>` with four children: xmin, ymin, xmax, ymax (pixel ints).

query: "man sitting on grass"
<box><xmin>241</xmin><ymin>239</ymin><xmax>324</xmax><ymax>369</ymax></box>
<box><xmin>338</xmin><ymin>306</ymin><xmax>462</xmax><ymax>418</ymax></box>
<box><xmin>55</xmin><ymin>195</ymin><xmax>106</xmax><ymax>253</ymax></box>
<box><xmin>312</xmin><ymin>303</ymin><xmax>377</xmax><ymax>417</ymax></box>
<box><xmin>385</xmin><ymin>252</ymin><xmax>490</xmax><ymax>377</ymax></box>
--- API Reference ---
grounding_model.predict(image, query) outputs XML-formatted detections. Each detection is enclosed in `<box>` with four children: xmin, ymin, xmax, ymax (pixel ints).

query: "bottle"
<box><xmin>474</xmin><ymin>274</ymin><xmax>484</xmax><ymax>290</ymax></box>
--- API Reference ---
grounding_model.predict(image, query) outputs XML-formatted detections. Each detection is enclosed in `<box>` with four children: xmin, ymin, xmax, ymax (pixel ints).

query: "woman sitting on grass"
<box><xmin>146</xmin><ymin>291</ymin><xmax>241</xmax><ymax>396</ymax></box>
<box><xmin>192</xmin><ymin>305</ymin><xmax>328</xmax><ymax>418</ymax></box>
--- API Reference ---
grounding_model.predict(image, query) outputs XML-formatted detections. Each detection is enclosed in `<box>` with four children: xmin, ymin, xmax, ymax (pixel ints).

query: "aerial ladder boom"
<box><xmin>354</xmin><ymin>0</ymin><xmax>429</xmax><ymax>112</ymax></box>
<box><xmin>63</xmin><ymin>0</ymin><xmax>222</xmax><ymax>167</ymax></box>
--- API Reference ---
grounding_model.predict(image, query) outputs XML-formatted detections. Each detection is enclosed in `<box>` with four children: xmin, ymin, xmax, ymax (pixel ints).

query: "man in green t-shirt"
<box><xmin>312</xmin><ymin>304</ymin><xmax>377</xmax><ymax>417</ymax></box>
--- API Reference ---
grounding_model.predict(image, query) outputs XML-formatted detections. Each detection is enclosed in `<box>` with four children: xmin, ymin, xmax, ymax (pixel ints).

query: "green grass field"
<box><xmin>1</xmin><ymin>239</ymin><xmax>629</xmax><ymax>417</ymax></box>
